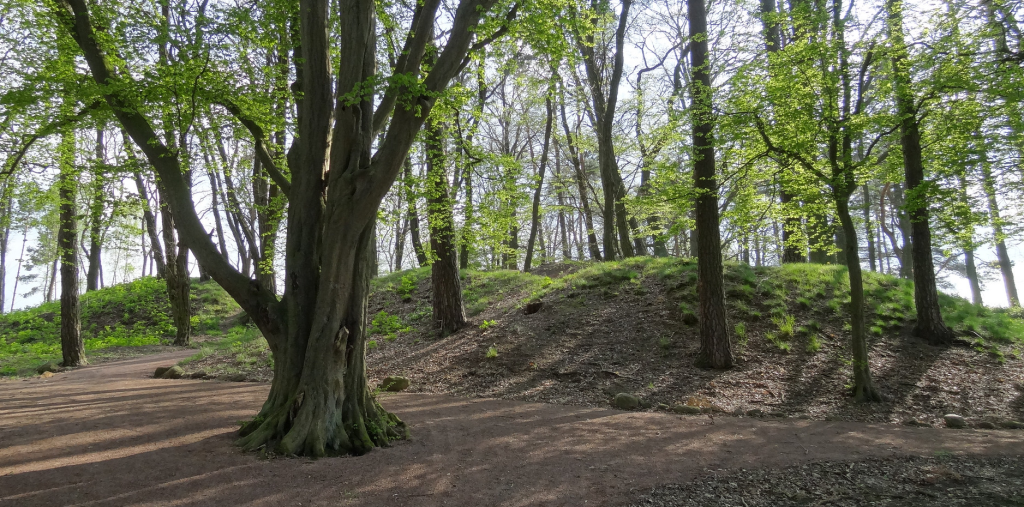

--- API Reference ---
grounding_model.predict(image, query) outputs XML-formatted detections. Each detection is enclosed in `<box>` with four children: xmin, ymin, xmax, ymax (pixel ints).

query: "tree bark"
<box><xmin>86</xmin><ymin>128</ymin><xmax>105</xmax><ymax>292</ymax></box>
<box><xmin>836</xmin><ymin>197</ymin><xmax>880</xmax><ymax>401</ymax></box>
<box><xmin>980</xmin><ymin>159</ymin><xmax>1019</xmax><ymax>307</ymax></box>
<box><xmin>576</xmin><ymin>0</ymin><xmax>634</xmax><ymax>260</ymax></box>
<box><xmin>524</xmin><ymin>90</ymin><xmax>554</xmax><ymax>272</ymax></box>
<box><xmin>964</xmin><ymin>248</ymin><xmax>984</xmax><ymax>305</ymax></box>
<box><xmin>862</xmin><ymin>183</ymin><xmax>876</xmax><ymax>272</ymax></box>
<box><xmin>58</xmin><ymin>129</ymin><xmax>85</xmax><ymax>367</ymax></box>
<box><xmin>404</xmin><ymin>157</ymin><xmax>428</xmax><ymax>267</ymax></box>
<box><xmin>424</xmin><ymin>117</ymin><xmax>468</xmax><ymax>335</ymax></box>
<box><xmin>158</xmin><ymin>184</ymin><xmax>192</xmax><ymax>346</ymax></box>
<box><xmin>887</xmin><ymin>0</ymin><xmax>955</xmax><ymax>345</ymax></box>
<box><xmin>0</xmin><ymin>184</ymin><xmax>11</xmax><ymax>314</ymax></box>
<box><xmin>688</xmin><ymin>0</ymin><xmax>732</xmax><ymax>369</ymax></box>
<box><xmin>56</xmin><ymin>0</ymin><xmax>498</xmax><ymax>457</ymax></box>
<box><xmin>131</xmin><ymin>171</ymin><xmax>167</xmax><ymax>278</ymax></box>
<box><xmin>560</xmin><ymin>100</ymin><xmax>602</xmax><ymax>261</ymax></box>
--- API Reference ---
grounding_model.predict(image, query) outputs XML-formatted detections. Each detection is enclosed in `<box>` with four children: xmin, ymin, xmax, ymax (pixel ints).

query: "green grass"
<box><xmin>0</xmin><ymin>277</ymin><xmax>242</xmax><ymax>377</ymax></box>
<box><xmin>179</xmin><ymin>324</ymin><xmax>271</xmax><ymax>373</ymax></box>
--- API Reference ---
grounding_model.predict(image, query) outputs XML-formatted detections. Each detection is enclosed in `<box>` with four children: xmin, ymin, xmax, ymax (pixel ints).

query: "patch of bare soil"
<box><xmin>364</xmin><ymin>269</ymin><xmax>1024</xmax><ymax>429</ymax></box>
<box><xmin>631</xmin><ymin>456</ymin><xmax>1024</xmax><ymax>507</ymax></box>
<box><xmin>3</xmin><ymin>352</ymin><xmax>1024</xmax><ymax>507</ymax></box>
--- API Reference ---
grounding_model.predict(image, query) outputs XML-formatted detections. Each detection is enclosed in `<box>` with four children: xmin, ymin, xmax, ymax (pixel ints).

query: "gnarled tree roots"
<box><xmin>237</xmin><ymin>389</ymin><xmax>407</xmax><ymax>457</ymax></box>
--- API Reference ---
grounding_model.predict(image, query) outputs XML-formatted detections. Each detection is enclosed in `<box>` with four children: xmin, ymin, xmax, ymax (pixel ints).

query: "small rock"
<box><xmin>380</xmin><ymin>375</ymin><xmax>410</xmax><ymax>392</ymax></box>
<box><xmin>188</xmin><ymin>371</ymin><xmax>208</xmax><ymax>380</ymax></box>
<box><xmin>997</xmin><ymin>420</ymin><xmax>1024</xmax><ymax>430</ymax></box>
<box><xmin>671</xmin><ymin>404</ymin><xmax>702</xmax><ymax>415</ymax></box>
<box><xmin>612</xmin><ymin>392</ymin><xmax>641</xmax><ymax>410</ymax></box>
<box><xmin>657</xmin><ymin>403</ymin><xmax>670</xmax><ymax>411</ymax></box>
<box><xmin>745</xmin><ymin>408</ymin><xmax>765</xmax><ymax>418</ymax></box>
<box><xmin>225</xmin><ymin>373</ymin><xmax>247</xmax><ymax>382</ymax></box>
<box><xmin>976</xmin><ymin>421</ymin><xmax>997</xmax><ymax>429</ymax></box>
<box><xmin>524</xmin><ymin>301</ymin><xmax>543</xmax><ymax>315</ymax></box>
<box><xmin>159</xmin><ymin>366</ymin><xmax>185</xmax><ymax>379</ymax></box>
<box><xmin>943</xmin><ymin>414</ymin><xmax>967</xmax><ymax>429</ymax></box>
<box><xmin>37</xmin><ymin>362</ymin><xmax>61</xmax><ymax>375</ymax></box>
<box><xmin>40</xmin><ymin>371</ymin><xmax>54</xmax><ymax>378</ymax></box>
<box><xmin>902</xmin><ymin>418</ymin><xmax>933</xmax><ymax>428</ymax></box>
<box><xmin>154</xmin><ymin>366</ymin><xmax>171</xmax><ymax>378</ymax></box>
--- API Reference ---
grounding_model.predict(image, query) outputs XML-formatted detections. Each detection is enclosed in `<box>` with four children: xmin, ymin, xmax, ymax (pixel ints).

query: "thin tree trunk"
<box><xmin>424</xmin><ymin>117</ymin><xmax>467</xmax><ymax>335</ymax></box>
<box><xmin>524</xmin><ymin>90</ymin><xmax>554</xmax><ymax>272</ymax></box>
<box><xmin>560</xmin><ymin>101</ymin><xmax>602</xmax><ymax>261</ymax></box>
<box><xmin>555</xmin><ymin>138</ymin><xmax>572</xmax><ymax>261</ymax></box>
<box><xmin>836</xmin><ymin>198</ymin><xmax>880</xmax><ymax>401</ymax></box>
<box><xmin>404</xmin><ymin>157</ymin><xmax>428</xmax><ymax>267</ymax></box>
<box><xmin>0</xmin><ymin>185</ymin><xmax>9</xmax><ymax>314</ymax></box>
<box><xmin>863</xmin><ymin>183</ymin><xmax>876</xmax><ymax>272</ymax></box>
<box><xmin>980</xmin><ymin>160</ymin><xmax>1020</xmax><ymax>306</ymax></box>
<box><xmin>689</xmin><ymin>0</ymin><xmax>732</xmax><ymax>369</ymax></box>
<box><xmin>86</xmin><ymin>128</ymin><xmax>105</xmax><ymax>292</ymax></box>
<box><xmin>964</xmin><ymin>248</ymin><xmax>984</xmax><ymax>305</ymax></box>
<box><xmin>58</xmin><ymin>130</ymin><xmax>85</xmax><ymax>367</ymax></box>
<box><xmin>158</xmin><ymin>184</ymin><xmax>191</xmax><ymax>346</ymax></box>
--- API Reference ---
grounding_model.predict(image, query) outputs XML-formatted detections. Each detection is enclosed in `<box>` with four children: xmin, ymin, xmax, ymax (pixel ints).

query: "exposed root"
<box><xmin>852</xmin><ymin>383</ymin><xmax>884</xmax><ymax>403</ymax></box>
<box><xmin>236</xmin><ymin>391</ymin><xmax>407</xmax><ymax>458</ymax></box>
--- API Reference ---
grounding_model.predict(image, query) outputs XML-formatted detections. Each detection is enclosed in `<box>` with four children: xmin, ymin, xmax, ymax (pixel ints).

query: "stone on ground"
<box><xmin>40</xmin><ymin>371</ymin><xmax>54</xmax><ymax>378</ymax></box>
<box><xmin>612</xmin><ymin>392</ymin><xmax>641</xmax><ymax>410</ymax></box>
<box><xmin>380</xmin><ymin>376</ymin><xmax>410</xmax><ymax>392</ymax></box>
<box><xmin>944</xmin><ymin>414</ymin><xmax>967</xmax><ymax>429</ymax></box>
<box><xmin>159</xmin><ymin>366</ymin><xmax>185</xmax><ymax>379</ymax></box>
<box><xmin>37</xmin><ymin>362</ymin><xmax>60</xmax><ymax>374</ymax></box>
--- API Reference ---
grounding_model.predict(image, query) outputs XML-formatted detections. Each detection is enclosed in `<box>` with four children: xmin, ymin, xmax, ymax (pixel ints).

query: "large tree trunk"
<box><xmin>424</xmin><ymin>117</ymin><xmax>467</xmax><ymax>335</ymax></box>
<box><xmin>689</xmin><ymin>0</ymin><xmax>732</xmax><ymax>369</ymax></box>
<box><xmin>58</xmin><ymin>130</ymin><xmax>86</xmax><ymax>367</ymax></box>
<box><xmin>524</xmin><ymin>91</ymin><xmax>554</xmax><ymax>272</ymax></box>
<box><xmin>57</xmin><ymin>0</ymin><xmax>497</xmax><ymax>458</ymax></box>
<box><xmin>239</xmin><ymin>221</ymin><xmax>407</xmax><ymax>456</ymax></box>
<box><xmin>888</xmin><ymin>0</ymin><xmax>955</xmax><ymax>345</ymax></box>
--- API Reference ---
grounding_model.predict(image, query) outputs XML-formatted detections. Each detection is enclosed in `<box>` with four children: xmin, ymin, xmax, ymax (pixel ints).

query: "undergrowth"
<box><xmin>0</xmin><ymin>277</ymin><xmax>241</xmax><ymax>376</ymax></box>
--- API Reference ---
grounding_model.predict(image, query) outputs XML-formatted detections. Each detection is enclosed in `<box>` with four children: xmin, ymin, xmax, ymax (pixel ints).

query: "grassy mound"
<box><xmin>0</xmin><ymin>277</ymin><xmax>241</xmax><ymax>376</ymax></box>
<box><xmin>175</xmin><ymin>258</ymin><xmax>1023</xmax><ymax>426</ymax></box>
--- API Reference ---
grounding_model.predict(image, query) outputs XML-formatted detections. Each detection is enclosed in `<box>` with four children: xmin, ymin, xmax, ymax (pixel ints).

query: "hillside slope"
<box><xmin>0</xmin><ymin>277</ymin><xmax>242</xmax><ymax>376</ymax></box>
<box><xmin>362</xmin><ymin>258</ymin><xmax>1023</xmax><ymax>427</ymax></box>
<box><xmin>172</xmin><ymin>258</ymin><xmax>1024</xmax><ymax>428</ymax></box>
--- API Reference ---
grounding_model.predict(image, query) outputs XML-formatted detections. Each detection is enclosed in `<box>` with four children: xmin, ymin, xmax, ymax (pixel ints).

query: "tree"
<box><xmin>886</xmin><ymin>0</ymin><xmax>956</xmax><ymax>345</ymax></box>
<box><xmin>53</xmin><ymin>0</ymin><xmax>512</xmax><ymax>456</ymax></box>
<box><xmin>688</xmin><ymin>0</ymin><xmax>732</xmax><ymax>369</ymax></box>
<box><xmin>57</xmin><ymin>123</ymin><xmax>85</xmax><ymax>367</ymax></box>
<box><xmin>425</xmin><ymin>111</ymin><xmax>468</xmax><ymax>334</ymax></box>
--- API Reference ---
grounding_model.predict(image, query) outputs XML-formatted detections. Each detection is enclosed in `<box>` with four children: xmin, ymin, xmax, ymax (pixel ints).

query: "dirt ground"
<box><xmin>2</xmin><ymin>352</ymin><xmax>1023</xmax><ymax>507</ymax></box>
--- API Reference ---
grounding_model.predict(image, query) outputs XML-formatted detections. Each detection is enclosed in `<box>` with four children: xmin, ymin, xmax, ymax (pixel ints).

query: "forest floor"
<box><xmin>183</xmin><ymin>259</ymin><xmax>1024</xmax><ymax>429</ymax></box>
<box><xmin>2</xmin><ymin>352</ymin><xmax>1023</xmax><ymax>507</ymax></box>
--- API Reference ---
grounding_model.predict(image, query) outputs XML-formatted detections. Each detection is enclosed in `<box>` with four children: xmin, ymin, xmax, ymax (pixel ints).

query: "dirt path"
<box><xmin>1</xmin><ymin>352</ymin><xmax>1022</xmax><ymax>507</ymax></box>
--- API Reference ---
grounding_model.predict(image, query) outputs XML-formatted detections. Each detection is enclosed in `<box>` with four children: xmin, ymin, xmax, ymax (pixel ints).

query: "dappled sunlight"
<box><xmin>1</xmin><ymin>350</ymin><xmax>1021</xmax><ymax>506</ymax></box>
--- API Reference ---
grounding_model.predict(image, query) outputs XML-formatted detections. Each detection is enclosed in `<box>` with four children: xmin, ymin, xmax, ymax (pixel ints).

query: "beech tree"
<box><xmin>52</xmin><ymin>0</ymin><xmax>516</xmax><ymax>455</ymax></box>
